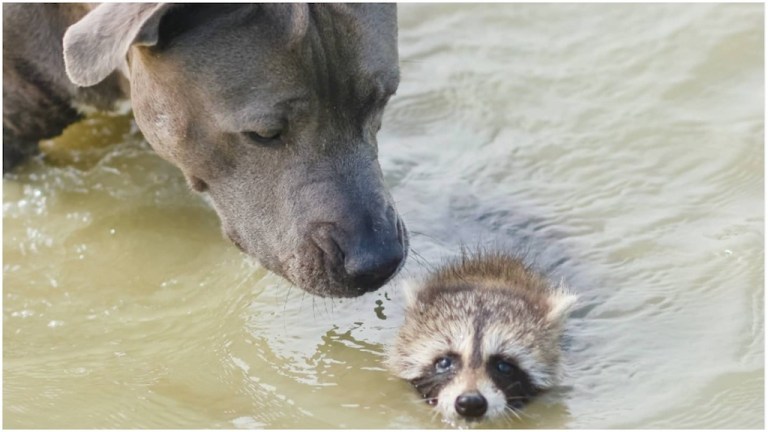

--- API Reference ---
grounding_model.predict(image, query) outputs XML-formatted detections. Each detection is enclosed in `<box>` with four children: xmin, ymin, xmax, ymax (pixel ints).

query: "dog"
<box><xmin>3</xmin><ymin>3</ymin><xmax>408</xmax><ymax>297</ymax></box>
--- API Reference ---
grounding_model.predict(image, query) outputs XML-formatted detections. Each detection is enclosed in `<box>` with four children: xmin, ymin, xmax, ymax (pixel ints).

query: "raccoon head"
<box><xmin>386</xmin><ymin>278</ymin><xmax>576</xmax><ymax>423</ymax></box>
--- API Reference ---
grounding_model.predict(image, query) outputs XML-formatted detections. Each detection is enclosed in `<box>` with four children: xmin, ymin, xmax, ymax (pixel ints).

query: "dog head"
<box><xmin>64</xmin><ymin>4</ymin><xmax>407</xmax><ymax>297</ymax></box>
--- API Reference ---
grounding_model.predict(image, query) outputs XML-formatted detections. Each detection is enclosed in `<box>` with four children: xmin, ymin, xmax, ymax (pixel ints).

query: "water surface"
<box><xmin>3</xmin><ymin>3</ymin><xmax>764</xmax><ymax>428</ymax></box>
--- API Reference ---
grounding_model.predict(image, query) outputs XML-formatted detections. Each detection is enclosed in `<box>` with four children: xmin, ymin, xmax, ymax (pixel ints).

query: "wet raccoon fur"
<box><xmin>386</xmin><ymin>250</ymin><xmax>577</xmax><ymax>423</ymax></box>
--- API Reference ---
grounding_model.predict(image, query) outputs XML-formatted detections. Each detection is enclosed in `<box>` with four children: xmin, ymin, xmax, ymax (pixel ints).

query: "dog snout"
<box><xmin>455</xmin><ymin>391</ymin><xmax>487</xmax><ymax>418</ymax></box>
<box><xmin>310</xmin><ymin>213</ymin><xmax>405</xmax><ymax>294</ymax></box>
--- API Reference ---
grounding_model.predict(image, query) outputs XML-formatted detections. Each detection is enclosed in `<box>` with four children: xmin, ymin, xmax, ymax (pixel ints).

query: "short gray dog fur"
<box><xmin>3</xmin><ymin>3</ymin><xmax>408</xmax><ymax>297</ymax></box>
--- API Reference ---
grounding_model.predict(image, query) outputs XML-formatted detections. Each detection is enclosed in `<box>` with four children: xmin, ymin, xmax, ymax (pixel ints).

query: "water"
<box><xmin>3</xmin><ymin>3</ymin><xmax>763</xmax><ymax>428</ymax></box>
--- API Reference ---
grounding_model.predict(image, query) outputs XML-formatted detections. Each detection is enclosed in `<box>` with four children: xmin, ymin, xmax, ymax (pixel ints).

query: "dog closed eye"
<box><xmin>243</xmin><ymin>130</ymin><xmax>282</xmax><ymax>146</ymax></box>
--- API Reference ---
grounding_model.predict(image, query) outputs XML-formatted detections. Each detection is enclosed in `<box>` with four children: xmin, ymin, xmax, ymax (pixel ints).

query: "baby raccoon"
<box><xmin>386</xmin><ymin>251</ymin><xmax>576</xmax><ymax>423</ymax></box>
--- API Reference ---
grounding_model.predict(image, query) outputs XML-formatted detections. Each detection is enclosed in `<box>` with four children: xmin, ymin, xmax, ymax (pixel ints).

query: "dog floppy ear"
<box><xmin>63</xmin><ymin>3</ymin><xmax>177</xmax><ymax>87</ymax></box>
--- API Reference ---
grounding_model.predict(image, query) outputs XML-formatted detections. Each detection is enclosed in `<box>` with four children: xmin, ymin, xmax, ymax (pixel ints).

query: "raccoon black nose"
<box><xmin>455</xmin><ymin>391</ymin><xmax>487</xmax><ymax>418</ymax></box>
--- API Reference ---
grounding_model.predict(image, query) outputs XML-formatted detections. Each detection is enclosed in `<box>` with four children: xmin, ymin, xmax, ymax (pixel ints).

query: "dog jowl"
<box><xmin>3</xmin><ymin>4</ymin><xmax>407</xmax><ymax>297</ymax></box>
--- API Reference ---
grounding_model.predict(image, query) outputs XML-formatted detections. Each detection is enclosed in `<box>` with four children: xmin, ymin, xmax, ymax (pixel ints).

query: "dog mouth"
<box><xmin>226</xmin><ymin>229</ymin><xmax>247</xmax><ymax>253</ymax></box>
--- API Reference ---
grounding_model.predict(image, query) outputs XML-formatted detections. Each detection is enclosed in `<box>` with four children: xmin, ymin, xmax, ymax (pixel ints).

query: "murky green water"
<box><xmin>3</xmin><ymin>4</ymin><xmax>764</xmax><ymax>428</ymax></box>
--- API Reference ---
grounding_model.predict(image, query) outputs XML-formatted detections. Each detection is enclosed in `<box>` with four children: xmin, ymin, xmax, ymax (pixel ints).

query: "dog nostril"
<box><xmin>455</xmin><ymin>392</ymin><xmax>487</xmax><ymax>418</ymax></box>
<box><xmin>311</xmin><ymin>224</ymin><xmax>345</xmax><ymax>265</ymax></box>
<box><xmin>345</xmin><ymin>246</ymin><xmax>404</xmax><ymax>292</ymax></box>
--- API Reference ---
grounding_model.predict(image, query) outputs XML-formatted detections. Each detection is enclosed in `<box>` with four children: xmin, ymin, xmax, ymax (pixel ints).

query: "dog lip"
<box><xmin>225</xmin><ymin>229</ymin><xmax>247</xmax><ymax>253</ymax></box>
<box><xmin>188</xmin><ymin>175</ymin><xmax>208</xmax><ymax>192</ymax></box>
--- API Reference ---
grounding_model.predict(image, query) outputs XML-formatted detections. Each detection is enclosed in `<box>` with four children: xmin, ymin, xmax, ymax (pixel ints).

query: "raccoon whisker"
<box><xmin>402</xmin><ymin>394</ymin><xmax>440</xmax><ymax>408</ymax></box>
<box><xmin>503</xmin><ymin>381</ymin><xmax>523</xmax><ymax>392</ymax></box>
<box><xmin>504</xmin><ymin>404</ymin><xmax>532</xmax><ymax>420</ymax></box>
<box><xmin>499</xmin><ymin>406</ymin><xmax>522</xmax><ymax>422</ymax></box>
<box><xmin>504</xmin><ymin>394</ymin><xmax>530</xmax><ymax>400</ymax></box>
<box><xmin>404</xmin><ymin>399</ymin><xmax>430</xmax><ymax>406</ymax></box>
<box><xmin>429</xmin><ymin>407</ymin><xmax>443</xmax><ymax>423</ymax></box>
<box><xmin>505</xmin><ymin>406</ymin><xmax>522</xmax><ymax>421</ymax></box>
<box><xmin>499</xmin><ymin>408</ymin><xmax>517</xmax><ymax>423</ymax></box>
<box><xmin>517</xmin><ymin>409</ymin><xmax>533</xmax><ymax>420</ymax></box>
<box><xmin>411</xmin><ymin>376</ymin><xmax>453</xmax><ymax>397</ymax></box>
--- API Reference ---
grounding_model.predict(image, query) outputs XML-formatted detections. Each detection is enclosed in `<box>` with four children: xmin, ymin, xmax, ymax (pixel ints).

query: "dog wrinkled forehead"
<box><xmin>302</xmin><ymin>4</ymin><xmax>400</xmax><ymax>91</ymax></box>
<box><xmin>331</xmin><ymin>4</ymin><xmax>399</xmax><ymax>70</ymax></box>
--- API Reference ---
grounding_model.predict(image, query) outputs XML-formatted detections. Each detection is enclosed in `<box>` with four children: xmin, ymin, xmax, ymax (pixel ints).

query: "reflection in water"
<box><xmin>3</xmin><ymin>3</ymin><xmax>763</xmax><ymax>428</ymax></box>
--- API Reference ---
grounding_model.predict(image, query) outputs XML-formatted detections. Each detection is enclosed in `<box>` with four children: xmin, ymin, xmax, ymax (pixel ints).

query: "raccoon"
<box><xmin>386</xmin><ymin>250</ymin><xmax>577</xmax><ymax>423</ymax></box>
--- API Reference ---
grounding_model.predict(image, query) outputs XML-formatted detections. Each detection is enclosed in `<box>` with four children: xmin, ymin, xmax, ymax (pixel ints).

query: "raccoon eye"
<box><xmin>434</xmin><ymin>357</ymin><xmax>453</xmax><ymax>373</ymax></box>
<box><xmin>496</xmin><ymin>359</ymin><xmax>516</xmax><ymax>375</ymax></box>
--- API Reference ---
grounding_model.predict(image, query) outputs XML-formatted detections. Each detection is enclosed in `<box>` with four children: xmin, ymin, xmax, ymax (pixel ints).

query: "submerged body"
<box><xmin>386</xmin><ymin>251</ymin><xmax>577</xmax><ymax>423</ymax></box>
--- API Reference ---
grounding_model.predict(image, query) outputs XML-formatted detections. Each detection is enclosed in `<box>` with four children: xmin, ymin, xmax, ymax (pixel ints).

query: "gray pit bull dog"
<box><xmin>3</xmin><ymin>3</ymin><xmax>408</xmax><ymax>297</ymax></box>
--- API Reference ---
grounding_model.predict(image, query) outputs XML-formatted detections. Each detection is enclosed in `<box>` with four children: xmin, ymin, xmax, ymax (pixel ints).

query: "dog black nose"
<box><xmin>310</xmin><ymin>216</ymin><xmax>406</xmax><ymax>294</ymax></box>
<box><xmin>344</xmin><ymin>244</ymin><xmax>403</xmax><ymax>292</ymax></box>
<box><xmin>455</xmin><ymin>392</ymin><xmax>487</xmax><ymax>418</ymax></box>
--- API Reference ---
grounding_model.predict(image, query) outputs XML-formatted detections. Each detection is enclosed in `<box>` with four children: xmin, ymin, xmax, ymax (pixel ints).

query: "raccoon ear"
<box><xmin>545</xmin><ymin>282</ymin><xmax>578</xmax><ymax>323</ymax></box>
<box><xmin>401</xmin><ymin>279</ymin><xmax>424</xmax><ymax>308</ymax></box>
